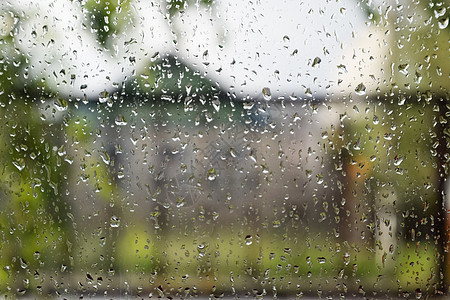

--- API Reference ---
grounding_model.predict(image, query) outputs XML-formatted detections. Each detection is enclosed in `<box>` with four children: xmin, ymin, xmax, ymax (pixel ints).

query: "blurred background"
<box><xmin>0</xmin><ymin>0</ymin><xmax>448</xmax><ymax>298</ymax></box>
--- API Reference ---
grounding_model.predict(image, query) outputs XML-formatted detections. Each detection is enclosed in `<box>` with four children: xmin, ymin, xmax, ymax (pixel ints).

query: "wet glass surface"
<box><xmin>0</xmin><ymin>0</ymin><xmax>448</xmax><ymax>298</ymax></box>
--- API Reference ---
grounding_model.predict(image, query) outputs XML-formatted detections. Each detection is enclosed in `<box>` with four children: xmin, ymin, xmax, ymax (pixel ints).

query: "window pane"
<box><xmin>0</xmin><ymin>0</ymin><xmax>448</xmax><ymax>298</ymax></box>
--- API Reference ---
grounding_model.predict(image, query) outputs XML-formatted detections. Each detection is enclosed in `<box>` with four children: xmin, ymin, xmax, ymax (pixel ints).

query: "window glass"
<box><xmin>0</xmin><ymin>0</ymin><xmax>448</xmax><ymax>298</ymax></box>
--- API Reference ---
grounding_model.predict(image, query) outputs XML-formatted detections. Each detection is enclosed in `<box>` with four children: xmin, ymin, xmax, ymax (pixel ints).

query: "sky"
<box><xmin>1</xmin><ymin>0</ymin><xmax>383</xmax><ymax>100</ymax></box>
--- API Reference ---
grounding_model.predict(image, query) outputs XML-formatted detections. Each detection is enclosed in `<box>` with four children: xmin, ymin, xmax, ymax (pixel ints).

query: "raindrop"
<box><xmin>207</xmin><ymin>168</ymin><xmax>217</xmax><ymax>181</ymax></box>
<box><xmin>337</xmin><ymin>64</ymin><xmax>347</xmax><ymax>73</ymax></box>
<box><xmin>243</xmin><ymin>102</ymin><xmax>254</xmax><ymax>110</ymax></box>
<box><xmin>99</xmin><ymin>90</ymin><xmax>109</xmax><ymax>103</ymax></box>
<box><xmin>115</xmin><ymin>114</ymin><xmax>127</xmax><ymax>126</ymax></box>
<box><xmin>229</xmin><ymin>148</ymin><xmax>237</xmax><ymax>158</ymax></box>
<box><xmin>373</xmin><ymin>115</ymin><xmax>379</xmax><ymax>125</ymax></box>
<box><xmin>202</xmin><ymin>50</ymin><xmax>209</xmax><ymax>60</ymax></box>
<box><xmin>185</xmin><ymin>84</ymin><xmax>192</xmax><ymax>95</ymax></box>
<box><xmin>13</xmin><ymin>159</ymin><xmax>25</xmax><ymax>171</ymax></box>
<box><xmin>245</xmin><ymin>235</ymin><xmax>252</xmax><ymax>245</ymax></box>
<box><xmin>438</xmin><ymin>17</ymin><xmax>448</xmax><ymax>29</ymax></box>
<box><xmin>55</xmin><ymin>98</ymin><xmax>69</xmax><ymax>111</ymax></box>
<box><xmin>176</xmin><ymin>197</ymin><xmax>185</xmax><ymax>208</ymax></box>
<box><xmin>20</xmin><ymin>258</ymin><xmax>28</xmax><ymax>269</ymax></box>
<box><xmin>17</xmin><ymin>290</ymin><xmax>26</xmax><ymax>295</ymax></box>
<box><xmin>262</xmin><ymin>87</ymin><xmax>271</xmax><ymax>100</ymax></box>
<box><xmin>355</xmin><ymin>83</ymin><xmax>366</xmax><ymax>95</ymax></box>
<box><xmin>99</xmin><ymin>150</ymin><xmax>111</xmax><ymax>165</ymax></box>
<box><xmin>414</xmin><ymin>72</ymin><xmax>422</xmax><ymax>84</ymax></box>
<box><xmin>150</xmin><ymin>51</ymin><xmax>160</xmax><ymax>62</ymax></box>
<box><xmin>415</xmin><ymin>288</ymin><xmax>422</xmax><ymax>299</ymax></box>
<box><xmin>57</xmin><ymin>145</ymin><xmax>66</xmax><ymax>157</ymax></box>
<box><xmin>197</xmin><ymin>243</ymin><xmax>206</xmax><ymax>257</ymax></box>
<box><xmin>110</xmin><ymin>216</ymin><xmax>120</xmax><ymax>228</ymax></box>
<box><xmin>434</xmin><ymin>7</ymin><xmax>446</xmax><ymax>18</ymax></box>
<box><xmin>383</xmin><ymin>133</ymin><xmax>392</xmax><ymax>140</ymax></box>
<box><xmin>317</xmin><ymin>257</ymin><xmax>327</xmax><ymax>264</ymax></box>
<box><xmin>212</xmin><ymin>99</ymin><xmax>220</xmax><ymax>112</ymax></box>
<box><xmin>305</xmin><ymin>88</ymin><xmax>312</xmax><ymax>97</ymax></box>
<box><xmin>353</xmin><ymin>137</ymin><xmax>361</xmax><ymax>150</ymax></box>
<box><xmin>393</xmin><ymin>155</ymin><xmax>403</xmax><ymax>166</ymax></box>
<box><xmin>398</xmin><ymin>63</ymin><xmax>409</xmax><ymax>76</ymax></box>
<box><xmin>311</xmin><ymin>57</ymin><xmax>321</xmax><ymax>67</ymax></box>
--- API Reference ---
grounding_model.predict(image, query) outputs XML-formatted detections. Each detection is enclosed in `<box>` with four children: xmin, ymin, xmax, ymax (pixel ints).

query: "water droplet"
<box><xmin>150</xmin><ymin>51</ymin><xmax>160</xmax><ymax>62</ymax></box>
<box><xmin>33</xmin><ymin>251</ymin><xmax>41</xmax><ymax>260</ymax></box>
<box><xmin>207</xmin><ymin>168</ymin><xmax>217</xmax><ymax>181</ymax></box>
<box><xmin>249</xmin><ymin>150</ymin><xmax>257</xmax><ymax>162</ymax></box>
<box><xmin>212</xmin><ymin>99</ymin><xmax>220</xmax><ymax>112</ymax></box>
<box><xmin>415</xmin><ymin>288</ymin><xmax>422</xmax><ymax>299</ymax></box>
<box><xmin>245</xmin><ymin>235</ymin><xmax>252</xmax><ymax>245</ymax></box>
<box><xmin>383</xmin><ymin>133</ymin><xmax>392</xmax><ymax>140</ymax></box>
<box><xmin>176</xmin><ymin>197</ymin><xmax>185</xmax><ymax>208</ymax></box>
<box><xmin>243</xmin><ymin>102</ymin><xmax>254</xmax><ymax>110</ymax></box>
<box><xmin>353</xmin><ymin>137</ymin><xmax>361</xmax><ymax>150</ymax></box>
<box><xmin>414</xmin><ymin>72</ymin><xmax>422</xmax><ymax>84</ymax></box>
<box><xmin>355</xmin><ymin>83</ymin><xmax>366</xmax><ymax>95</ymax></box>
<box><xmin>373</xmin><ymin>115</ymin><xmax>379</xmax><ymax>125</ymax></box>
<box><xmin>99</xmin><ymin>90</ymin><xmax>109</xmax><ymax>103</ymax></box>
<box><xmin>229</xmin><ymin>148</ymin><xmax>237</xmax><ymax>158</ymax></box>
<box><xmin>110</xmin><ymin>216</ymin><xmax>120</xmax><ymax>228</ymax></box>
<box><xmin>434</xmin><ymin>7</ymin><xmax>446</xmax><ymax>18</ymax></box>
<box><xmin>305</xmin><ymin>169</ymin><xmax>312</xmax><ymax>178</ymax></box>
<box><xmin>311</xmin><ymin>57</ymin><xmax>321</xmax><ymax>67</ymax></box>
<box><xmin>438</xmin><ymin>17</ymin><xmax>448</xmax><ymax>29</ymax></box>
<box><xmin>57</xmin><ymin>145</ymin><xmax>66</xmax><ymax>157</ymax></box>
<box><xmin>393</xmin><ymin>155</ymin><xmax>403</xmax><ymax>166</ymax></box>
<box><xmin>55</xmin><ymin>98</ymin><xmax>69</xmax><ymax>111</ymax></box>
<box><xmin>305</xmin><ymin>88</ymin><xmax>312</xmax><ymax>97</ymax></box>
<box><xmin>99</xmin><ymin>150</ymin><xmax>111</xmax><ymax>165</ymax></box>
<box><xmin>337</xmin><ymin>64</ymin><xmax>347</xmax><ymax>73</ymax></box>
<box><xmin>398</xmin><ymin>63</ymin><xmax>409</xmax><ymax>76</ymax></box>
<box><xmin>262</xmin><ymin>87</ymin><xmax>271</xmax><ymax>100</ymax></box>
<box><xmin>197</xmin><ymin>243</ymin><xmax>207</xmax><ymax>257</ymax></box>
<box><xmin>115</xmin><ymin>114</ymin><xmax>127</xmax><ymax>126</ymax></box>
<box><xmin>317</xmin><ymin>257</ymin><xmax>327</xmax><ymax>264</ymax></box>
<box><xmin>13</xmin><ymin>159</ymin><xmax>25</xmax><ymax>171</ymax></box>
<box><xmin>20</xmin><ymin>258</ymin><xmax>28</xmax><ymax>269</ymax></box>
